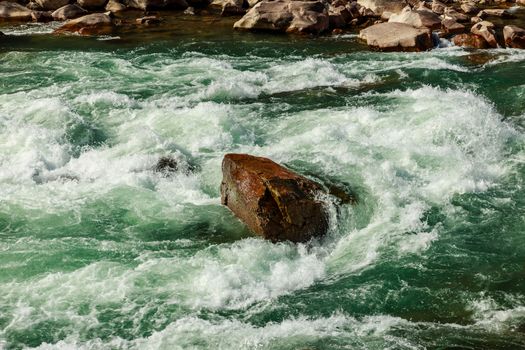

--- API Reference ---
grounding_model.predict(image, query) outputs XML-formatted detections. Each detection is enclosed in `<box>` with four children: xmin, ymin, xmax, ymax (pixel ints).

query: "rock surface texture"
<box><xmin>233</xmin><ymin>0</ymin><xmax>329</xmax><ymax>34</ymax></box>
<box><xmin>220</xmin><ymin>154</ymin><xmax>329</xmax><ymax>243</ymax></box>
<box><xmin>54</xmin><ymin>13</ymin><xmax>114</xmax><ymax>35</ymax></box>
<box><xmin>359</xmin><ymin>21</ymin><xmax>433</xmax><ymax>51</ymax></box>
<box><xmin>357</xmin><ymin>0</ymin><xmax>406</xmax><ymax>16</ymax></box>
<box><xmin>504</xmin><ymin>25</ymin><xmax>525</xmax><ymax>49</ymax></box>
<box><xmin>0</xmin><ymin>1</ymin><xmax>33</xmax><ymax>21</ymax></box>
<box><xmin>52</xmin><ymin>4</ymin><xmax>88</xmax><ymax>20</ymax></box>
<box><xmin>388</xmin><ymin>7</ymin><xmax>441</xmax><ymax>30</ymax></box>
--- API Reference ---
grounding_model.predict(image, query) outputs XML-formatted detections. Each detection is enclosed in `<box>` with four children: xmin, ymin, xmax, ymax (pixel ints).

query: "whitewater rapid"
<box><xmin>1</xmin><ymin>25</ymin><xmax>525</xmax><ymax>349</ymax></box>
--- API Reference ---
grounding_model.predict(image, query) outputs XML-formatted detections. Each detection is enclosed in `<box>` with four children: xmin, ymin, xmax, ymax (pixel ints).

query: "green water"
<box><xmin>1</xmin><ymin>15</ymin><xmax>525</xmax><ymax>349</ymax></box>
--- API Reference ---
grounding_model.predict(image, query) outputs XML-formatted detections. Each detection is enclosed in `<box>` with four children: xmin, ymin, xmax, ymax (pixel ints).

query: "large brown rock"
<box><xmin>233</xmin><ymin>0</ymin><xmax>329</xmax><ymax>34</ymax></box>
<box><xmin>54</xmin><ymin>13</ymin><xmax>114</xmax><ymax>35</ymax></box>
<box><xmin>452</xmin><ymin>33</ymin><xmax>489</xmax><ymax>48</ymax></box>
<box><xmin>359</xmin><ymin>22</ymin><xmax>433</xmax><ymax>51</ymax></box>
<box><xmin>357</xmin><ymin>0</ymin><xmax>406</xmax><ymax>16</ymax></box>
<box><xmin>0</xmin><ymin>1</ymin><xmax>33</xmax><ymax>21</ymax></box>
<box><xmin>52</xmin><ymin>4</ymin><xmax>87</xmax><ymax>20</ymax></box>
<box><xmin>220</xmin><ymin>154</ymin><xmax>329</xmax><ymax>243</ymax></box>
<box><xmin>503</xmin><ymin>25</ymin><xmax>525</xmax><ymax>49</ymax></box>
<box><xmin>388</xmin><ymin>6</ymin><xmax>442</xmax><ymax>30</ymax></box>
<box><xmin>471</xmin><ymin>20</ymin><xmax>497</xmax><ymax>47</ymax></box>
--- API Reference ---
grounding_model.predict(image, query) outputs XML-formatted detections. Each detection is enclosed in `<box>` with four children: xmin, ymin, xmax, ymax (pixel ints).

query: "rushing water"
<box><xmin>1</xmin><ymin>13</ymin><xmax>525</xmax><ymax>349</ymax></box>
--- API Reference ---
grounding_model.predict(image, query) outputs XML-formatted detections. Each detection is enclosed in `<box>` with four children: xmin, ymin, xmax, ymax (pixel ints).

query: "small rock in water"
<box><xmin>155</xmin><ymin>156</ymin><xmax>180</xmax><ymax>174</ymax></box>
<box><xmin>220</xmin><ymin>154</ymin><xmax>329</xmax><ymax>243</ymax></box>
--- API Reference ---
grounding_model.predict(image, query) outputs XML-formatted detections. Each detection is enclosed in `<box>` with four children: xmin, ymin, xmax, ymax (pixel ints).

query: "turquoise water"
<box><xmin>1</xmin><ymin>16</ymin><xmax>525</xmax><ymax>349</ymax></box>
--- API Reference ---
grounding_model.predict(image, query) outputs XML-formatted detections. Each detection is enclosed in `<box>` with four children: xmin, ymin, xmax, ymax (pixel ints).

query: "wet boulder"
<box><xmin>233</xmin><ymin>0</ymin><xmax>329</xmax><ymax>34</ymax></box>
<box><xmin>452</xmin><ymin>33</ymin><xmax>489</xmax><ymax>48</ymax></box>
<box><xmin>471</xmin><ymin>20</ymin><xmax>497</xmax><ymax>47</ymax></box>
<box><xmin>54</xmin><ymin>13</ymin><xmax>114</xmax><ymax>35</ymax></box>
<box><xmin>52</xmin><ymin>4</ymin><xmax>88</xmax><ymax>20</ymax></box>
<box><xmin>359</xmin><ymin>22</ymin><xmax>433</xmax><ymax>51</ymax></box>
<box><xmin>388</xmin><ymin>6</ymin><xmax>442</xmax><ymax>30</ymax></box>
<box><xmin>0</xmin><ymin>1</ymin><xmax>33</xmax><ymax>21</ymax></box>
<box><xmin>503</xmin><ymin>25</ymin><xmax>525</xmax><ymax>49</ymax></box>
<box><xmin>34</xmin><ymin>0</ymin><xmax>69</xmax><ymax>10</ymax></box>
<box><xmin>478</xmin><ymin>8</ymin><xmax>514</xmax><ymax>19</ymax></box>
<box><xmin>357</xmin><ymin>0</ymin><xmax>406</xmax><ymax>16</ymax></box>
<box><xmin>220</xmin><ymin>154</ymin><xmax>329</xmax><ymax>243</ymax></box>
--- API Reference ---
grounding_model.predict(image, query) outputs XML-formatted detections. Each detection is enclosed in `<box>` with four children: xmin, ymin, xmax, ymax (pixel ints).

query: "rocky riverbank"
<box><xmin>1</xmin><ymin>0</ymin><xmax>525</xmax><ymax>50</ymax></box>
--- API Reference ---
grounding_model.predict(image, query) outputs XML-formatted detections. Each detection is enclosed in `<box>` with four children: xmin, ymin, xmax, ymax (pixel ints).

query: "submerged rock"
<box><xmin>359</xmin><ymin>22</ymin><xmax>433</xmax><ymax>51</ymax></box>
<box><xmin>504</xmin><ymin>25</ymin><xmax>525</xmax><ymax>49</ymax></box>
<box><xmin>0</xmin><ymin>1</ymin><xmax>33</xmax><ymax>21</ymax></box>
<box><xmin>220</xmin><ymin>154</ymin><xmax>329</xmax><ymax>243</ymax></box>
<box><xmin>233</xmin><ymin>0</ymin><xmax>329</xmax><ymax>35</ymax></box>
<box><xmin>52</xmin><ymin>4</ymin><xmax>88</xmax><ymax>20</ymax></box>
<box><xmin>54</xmin><ymin>13</ymin><xmax>114</xmax><ymax>35</ymax></box>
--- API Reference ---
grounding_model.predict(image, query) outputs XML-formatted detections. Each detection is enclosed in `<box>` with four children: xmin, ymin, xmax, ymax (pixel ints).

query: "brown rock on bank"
<box><xmin>0</xmin><ymin>1</ymin><xmax>33</xmax><ymax>21</ymax></box>
<box><xmin>233</xmin><ymin>0</ymin><xmax>329</xmax><ymax>34</ymax></box>
<box><xmin>54</xmin><ymin>13</ymin><xmax>114</xmax><ymax>35</ymax></box>
<box><xmin>452</xmin><ymin>33</ymin><xmax>489</xmax><ymax>48</ymax></box>
<box><xmin>504</xmin><ymin>25</ymin><xmax>525</xmax><ymax>49</ymax></box>
<box><xmin>52</xmin><ymin>4</ymin><xmax>88</xmax><ymax>21</ymax></box>
<box><xmin>359</xmin><ymin>22</ymin><xmax>433</xmax><ymax>51</ymax></box>
<box><xmin>220</xmin><ymin>154</ymin><xmax>329</xmax><ymax>243</ymax></box>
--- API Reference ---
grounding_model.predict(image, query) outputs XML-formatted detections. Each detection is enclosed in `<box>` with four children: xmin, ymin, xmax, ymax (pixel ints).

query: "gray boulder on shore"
<box><xmin>359</xmin><ymin>21</ymin><xmax>433</xmax><ymax>51</ymax></box>
<box><xmin>233</xmin><ymin>0</ymin><xmax>329</xmax><ymax>34</ymax></box>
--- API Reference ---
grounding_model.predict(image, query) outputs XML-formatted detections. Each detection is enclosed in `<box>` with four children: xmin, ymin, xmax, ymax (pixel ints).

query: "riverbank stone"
<box><xmin>54</xmin><ymin>12</ymin><xmax>114</xmax><ymax>35</ymax></box>
<box><xmin>233</xmin><ymin>0</ymin><xmax>329</xmax><ymax>34</ymax></box>
<box><xmin>359</xmin><ymin>21</ymin><xmax>433</xmax><ymax>51</ymax></box>
<box><xmin>504</xmin><ymin>25</ymin><xmax>525</xmax><ymax>48</ymax></box>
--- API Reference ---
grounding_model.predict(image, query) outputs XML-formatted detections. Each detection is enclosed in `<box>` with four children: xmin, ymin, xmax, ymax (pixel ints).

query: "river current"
<box><xmin>1</xmin><ymin>15</ymin><xmax>525</xmax><ymax>349</ymax></box>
